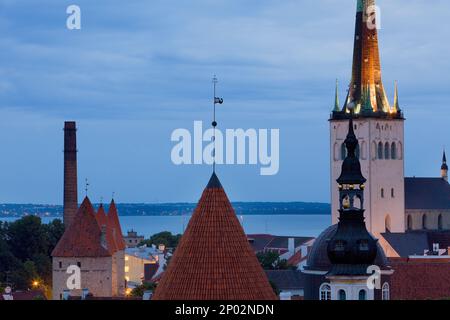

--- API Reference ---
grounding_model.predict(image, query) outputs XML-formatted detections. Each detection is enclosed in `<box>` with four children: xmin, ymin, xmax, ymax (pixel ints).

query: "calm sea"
<box><xmin>0</xmin><ymin>214</ymin><xmax>331</xmax><ymax>238</ymax></box>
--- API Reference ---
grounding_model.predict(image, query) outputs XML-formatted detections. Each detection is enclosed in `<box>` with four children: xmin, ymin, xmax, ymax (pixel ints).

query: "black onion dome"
<box><xmin>305</xmin><ymin>225</ymin><xmax>389</xmax><ymax>272</ymax></box>
<box><xmin>336</xmin><ymin>118</ymin><xmax>366</xmax><ymax>185</ymax></box>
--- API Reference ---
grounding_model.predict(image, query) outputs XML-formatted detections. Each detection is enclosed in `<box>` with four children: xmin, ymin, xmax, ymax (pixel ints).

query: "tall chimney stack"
<box><xmin>63</xmin><ymin>121</ymin><xmax>78</xmax><ymax>228</ymax></box>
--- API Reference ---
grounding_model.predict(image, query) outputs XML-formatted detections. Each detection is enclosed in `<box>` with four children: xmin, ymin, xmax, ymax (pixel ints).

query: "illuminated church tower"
<box><xmin>330</xmin><ymin>0</ymin><xmax>405</xmax><ymax>235</ymax></box>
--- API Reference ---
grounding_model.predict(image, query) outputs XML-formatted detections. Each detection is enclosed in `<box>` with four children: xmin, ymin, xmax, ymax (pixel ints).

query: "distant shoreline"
<box><xmin>0</xmin><ymin>202</ymin><xmax>331</xmax><ymax>218</ymax></box>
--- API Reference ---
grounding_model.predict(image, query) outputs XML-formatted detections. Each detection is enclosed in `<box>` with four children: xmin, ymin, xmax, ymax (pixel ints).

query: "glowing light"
<box><xmin>32</xmin><ymin>280</ymin><xmax>39</xmax><ymax>287</ymax></box>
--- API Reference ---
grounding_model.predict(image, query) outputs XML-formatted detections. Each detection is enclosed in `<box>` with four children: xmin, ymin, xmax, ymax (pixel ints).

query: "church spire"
<box><xmin>327</xmin><ymin>116</ymin><xmax>377</xmax><ymax>275</ymax></box>
<box><xmin>335</xmin><ymin>0</ymin><xmax>399</xmax><ymax>118</ymax></box>
<box><xmin>441</xmin><ymin>149</ymin><xmax>448</xmax><ymax>181</ymax></box>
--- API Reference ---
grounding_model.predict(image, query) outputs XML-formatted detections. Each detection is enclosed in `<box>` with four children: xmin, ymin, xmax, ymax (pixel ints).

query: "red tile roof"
<box><xmin>52</xmin><ymin>197</ymin><xmax>111</xmax><ymax>257</ymax></box>
<box><xmin>390</xmin><ymin>257</ymin><xmax>450</xmax><ymax>300</ymax></box>
<box><xmin>152</xmin><ymin>173</ymin><xmax>277</xmax><ymax>300</ymax></box>
<box><xmin>108</xmin><ymin>199</ymin><xmax>126</xmax><ymax>251</ymax></box>
<box><xmin>96</xmin><ymin>204</ymin><xmax>118</xmax><ymax>253</ymax></box>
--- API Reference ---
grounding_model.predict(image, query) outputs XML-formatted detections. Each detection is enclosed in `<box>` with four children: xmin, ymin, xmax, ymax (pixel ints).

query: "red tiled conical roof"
<box><xmin>153</xmin><ymin>173</ymin><xmax>277</xmax><ymax>300</ymax></box>
<box><xmin>107</xmin><ymin>199</ymin><xmax>126</xmax><ymax>251</ymax></box>
<box><xmin>52</xmin><ymin>197</ymin><xmax>111</xmax><ymax>257</ymax></box>
<box><xmin>96</xmin><ymin>204</ymin><xmax>118</xmax><ymax>253</ymax></box>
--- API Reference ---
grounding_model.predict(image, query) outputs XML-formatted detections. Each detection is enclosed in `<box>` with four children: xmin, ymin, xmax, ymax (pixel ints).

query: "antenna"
<box><xmin>85</xmin><ymin>178</ymin><xmax>89</xmax><ymax>197</ymax></box>
<box><xmin>212</xmin><ymin>75</ymin><xmax>223</xmax><ymax>172</ymax></box>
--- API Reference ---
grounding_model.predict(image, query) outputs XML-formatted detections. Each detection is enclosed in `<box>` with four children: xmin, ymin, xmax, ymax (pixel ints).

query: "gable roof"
<box><xmin>152</xmin><ymin>172</ymin><xmax>277</xmax><ymax>300</ymax></box>
<box><xmin>265</xmin><ymin>270</ymin><xmax>304</xmax><ymax>291</ymax></box>
<box><xmin>405</xmin><ymin>177</ymin><xmax>450</xmax><ymax>210</ymax></box>
<box><xmin>52</xmin><ymin>197</ymin><xmax>111</xmax><ymax>257</ymax></box>
<box><xmin>381</xmin><ymin>231</ymin><xmax>450</xmax><ymax>257</ymax></box>
<box><xmin>107</xmin><ymin>199</ymin><xmax>126</xmax><ymax>251</ymax></box>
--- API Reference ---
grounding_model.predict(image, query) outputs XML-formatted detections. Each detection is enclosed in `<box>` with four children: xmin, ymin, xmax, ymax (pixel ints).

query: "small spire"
<box><xmin>333</xmin><ymin>79</ymin><xmax>340</xmax><ymax>112</ymax></box>
<box><xmin>392</xmin><ymin>81</ymin><xmax>400</xmax><ymax>113</ymax></box>
<box><xmin>442</xmin><ymin>149</ymin><xmax>448</xmax><ymax>181</ymax></box>
<box><xmin>362</xmin><ymin>83</ymin><xmax>373</xmax><ymax>113</ymax></box>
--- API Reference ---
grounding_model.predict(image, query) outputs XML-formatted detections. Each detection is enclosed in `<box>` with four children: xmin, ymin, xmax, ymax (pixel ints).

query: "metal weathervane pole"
<box><xmin>212</xmin><ymin>75</ymin><xmax>223</xmax><ymax>173</ymax></box>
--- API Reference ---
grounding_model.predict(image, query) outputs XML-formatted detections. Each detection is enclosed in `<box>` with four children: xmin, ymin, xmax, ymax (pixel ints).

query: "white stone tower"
<box><xmin>330</xmin><ymin>0</ymin><xmax>405</xmax><ymax>235</ymax></box>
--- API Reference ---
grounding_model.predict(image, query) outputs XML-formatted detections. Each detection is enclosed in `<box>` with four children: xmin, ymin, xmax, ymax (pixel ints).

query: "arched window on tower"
<box><xmin>359</xmin><ymin>289</ymin><xmax>367</xmax><ymax>301</ymax></box>
<box><xmin>319</xmin><ymin>283</ymin><xmax>331</xmax><ymax>301</ymax></box>
<box><xmin>407</xmin><ymin>215</ymin><xmax>412</xmax><ymax>231</ymax></box>
<box><xmin>398</xmin><ymin>142</ymin><xmax>403</xmax><ymax>160</ymax></box>
<box><xmin>381</xmin><ymin>188</ymin><xmax>385</xmax><ymax>198</ymax></box>
<box><xmin>385</xmin><ymin>215</ymin><xmax>391</xmax><ymax>232</ymax></box>
<box><xmin>391</xmin><ymin>142</ymin><xmax>397</xmax><ymax>160</ymax></box>
<box><xmin>438</xmin><ymin>214</ymin><xmax>443</xmax><ymax>230</ymax></box>
<box><xmin>384</xmin><ymin>142</ymin><xmax>390</xmax><ymax>159</ymax></box>
<box><xmin>341</xmin><ymin>143</ymin><xmax>346</xmax><ymax>160</ymax></box>
<box><xmin>422</xmin><ymin>214</ymin><xmax>427</xmax><ymax>230</ymax></box>
<box><xmin>338</xmin><ymin>289</ymin><xmax>346</xmax><ymax>301</ymax></box>
<box><xmin>378</xmin><ymin>142</ymin><xmax>383</xmax><ymax>159</ymax></box>
<box><xmin>361</xmin><ymin>141</ymin><xmax>367</xmax><ymax>160</ymax></box>
<box><xmin>382</xmin><ymin>283</ymin><xmax>390</xmax><ymax>300</ymax></box>
<box><xmin>391</xmin><ymin>188</ymin><xmax>395</xmax><ymax>198</ymax></box>
<box><xmin>334</xmin><ymin>143</ymin><xmax>339</xmax><ymax>161</ymax></box>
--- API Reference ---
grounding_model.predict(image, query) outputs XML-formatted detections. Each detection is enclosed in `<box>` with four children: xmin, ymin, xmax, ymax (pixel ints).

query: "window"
<box><xmin>341</xmin><ymin>143</ymin><xmax>347</xmax><ymax>160</ymax></box>
<box><xmin>391</xmin><ymin>188</ymin><xmax>395</xmax><ymax>198</ymax></box>
<box><xmin>422</xmin><ymin>214</ymin><xmax>427</xmax><ymax>230</ymax></box>
<box><xmin>319</xmin><ymin>284</ymin><xmax>331</xmax><ymax>301</ymax></box>
<box><xmin>438</xmin><ymin>214</ymin><xmax>443</xmax><ymax>230</ymax></box>
<box><xmin>378</xmin><ymin>142</ymin><xmax>383</xmax><ymax>159</ymax></box>
<box><xmin>356</xmin><ymin>143</ymin><xmax>360</xmax><ymax>159</ymax></box>
<box><xmin>382</xmin><ymin>283</ymin><xmax>390</xmax><ymax>300</ymax></box>
<box><xmin>385</xmin><ymin>215</ymin><xmax>391</xmax><ymax>232</ymax></box>
<box><xmin>391</xmin><ymin>142</ymin><xmax>397</xmax><ymax>159</ymax></box>
<box><xmin>338</xmin><ymin>289</ymin><xmax>346</xmax><ymax>301</ymax></box>
<box><xmin>359</xmin><ymin>289</ymin><xmax>367</xmax><ymax>300</ymax></box>
<box><xmin>125</xmin><ymin>266</ymin><xmax>129</xmax><ymax>273</ymax></box>
<box><xmin>407</xmin><ymin>215</ymin><xmax>412</xmax><ymax>231</ymax></box>
<box><xmin>59</xmin><ymin>261</ymin><xmax>62</xmax><ymax>269</ymax></box>
<box><xmin>334</xmin><ymin>240</ymin><xmax>346</xmax><ymax>251</ymax></box>
<box><xmin>381</xmin><ymin>188</ymin><xmax>384</xmax><ymax>198</ymax></box>
<box><xmin>77</xmin><ymin>262</ymin><xmax>81</xmax><ymax>268</ymax></box>
<box><xmin>384</xmin><ymin>142</ymin><xmax>390</xmax><ymax>159</ymax></box>
<box><xmin>359</xmin><ymin>240</ymin><xmax>369</xmax><ymax>251</ymax></box>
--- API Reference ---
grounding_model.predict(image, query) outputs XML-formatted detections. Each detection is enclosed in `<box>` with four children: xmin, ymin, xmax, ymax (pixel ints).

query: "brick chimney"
<box><xmin>63</xmin><ymin>121</ymin><xmax>78</xmax><ymax>228</ymax></box>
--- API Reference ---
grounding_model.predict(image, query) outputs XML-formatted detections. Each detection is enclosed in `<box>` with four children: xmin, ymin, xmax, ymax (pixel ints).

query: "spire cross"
<box><xmin>85</xmin><ymin>178</ymin><xmax>89</xmax><ymax>197</ymax></box>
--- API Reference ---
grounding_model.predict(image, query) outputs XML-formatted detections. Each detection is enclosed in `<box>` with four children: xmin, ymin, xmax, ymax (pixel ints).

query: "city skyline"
<box><xmin>0</xmin><ymin>0</ymin><xmax>449</xmax><ymax>204</ymax></box>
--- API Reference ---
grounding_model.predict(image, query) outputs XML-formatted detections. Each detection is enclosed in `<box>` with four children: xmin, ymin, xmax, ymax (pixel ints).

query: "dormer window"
<box><xmin>359</xmin><ymin>240</ymin><xmax>369</xmax><ymax>251</ymax></box>
<box><xmin>334</xmin><ymin>240</ymin><xmax>346</xmax><ymax>251</ymax></box>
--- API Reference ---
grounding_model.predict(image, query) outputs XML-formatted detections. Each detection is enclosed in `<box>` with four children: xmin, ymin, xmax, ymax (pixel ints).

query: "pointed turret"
<box><xmin>441</xmin><ymin>150</ymin><xmax>448</xmax><ymax>181</ymax></box>
<box><xmin>107</xmin><ymin>199</ymin><xmax>126</xmax><ymax>251</ymax></box>
<box><xmin>52</xmin><ymin>197</ymin><xmax>112</xmax><ymax>257</ymax></box>
<box><xmin>96</xmin><ymin>204</ymin><xmax>118</xmax><ymax>253</ymax></box>
<box><xmin>153</xmin><ymin>172</ymin><xmax>276</xmax><ymax>300</ymax></box>
<box><xmin>392</xmin><ymin>81</ymin><xmax>401</xmax><ymax>114</ymax></box>
<box><xmin>333</xmin><ymin>79</ymin><xmax>340</xmax><ymax>112</ymax></box>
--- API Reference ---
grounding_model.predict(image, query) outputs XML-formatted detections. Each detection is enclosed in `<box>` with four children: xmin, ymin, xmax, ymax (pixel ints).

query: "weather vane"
<box><xmin>212</xmin><ymin>75</ymin><xmax>223</xmax><ymax>172</ymax></box>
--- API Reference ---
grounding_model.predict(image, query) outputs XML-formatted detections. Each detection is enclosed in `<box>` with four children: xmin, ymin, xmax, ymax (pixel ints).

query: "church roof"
<box><xmin>52</xmin><ymin>197</ymin><xmax>112</xmax><ymax>257</ymax></box>
<box><xmin>152</xmin><ymin>172</ymin><xmax>277</xmax><ymax>300</ymax></box>
<box><xmin>405</xmin><ymin>177</ymin><xmax>450</xmax><ymax>210</ymax></box>
<box><xmin>381</xmin><ymin>231</ymin><xmax>450</xmax><ymax>257</ymax></box>
<box><xmin>107</xmin><ymin>199</ymin><xmax>126</xmax><ymax>251</ymax></box>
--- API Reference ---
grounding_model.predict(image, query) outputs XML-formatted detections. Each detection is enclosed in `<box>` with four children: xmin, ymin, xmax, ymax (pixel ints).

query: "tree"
<box><xmin>130</xmin><ymin>282</ymin><xmax>157</xmax><ymax>298</ymax></box>
<box><xmin>139</xmin><ymin>231</ymin><xmax>181</xmax><ymax>248</ymax></box>
<box><xmin>256</xmin><ymin>251</ymin><xmax>290</xmax><ymax>270</ymax></box>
